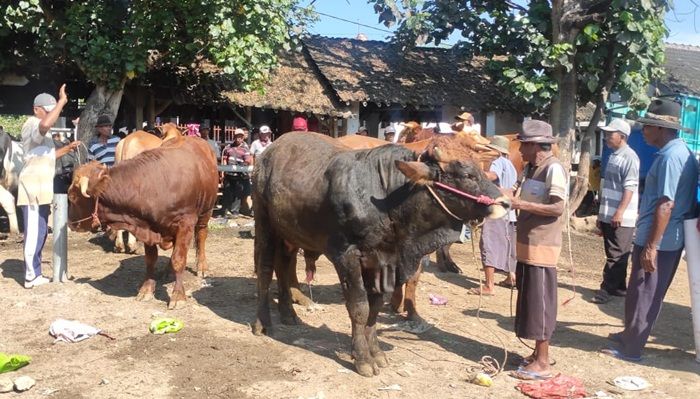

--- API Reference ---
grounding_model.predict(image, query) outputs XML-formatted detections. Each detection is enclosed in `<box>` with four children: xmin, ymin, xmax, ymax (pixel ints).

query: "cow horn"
<box><xmin>434</xmin><ymin>147</ymin><xmax>444</xmax><ymax>161</ymax></box>
<box><xmin>79</xmin><ymin>176</ymin><xmax>90</xmax><ymax>198</ymax></box>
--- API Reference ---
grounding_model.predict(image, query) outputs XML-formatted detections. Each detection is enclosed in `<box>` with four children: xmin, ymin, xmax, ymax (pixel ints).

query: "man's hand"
<box><xmin>696</xmin><ymin>217</ymin><xmax>700</xmax><ymax>233</ymax></box>
<box><xmin>641</xmin><ymin>245</ymin><xmax>657</xmax><ymax>273</ymax></box>
<box><xmin>610</xmin><ymin>211</ymin><xmax>623</xmax><ymax>228</ymax></box>
<box><xmin>510</xmin><ymin>197</ymin><xmax>522</xmax><ymax>210</ymax></box>
<box><xmin>58</xmin><ymin>84</ymin><xmax>68</xmax><ymax>104</ymax></box>
<box><xmin>68</xmin><ymin>140</ymin><xmax>81</xmax><ymax>150</ymax></box>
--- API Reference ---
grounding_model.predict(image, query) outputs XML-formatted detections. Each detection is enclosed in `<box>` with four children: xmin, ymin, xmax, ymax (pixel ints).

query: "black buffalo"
<box><xmin>251</xmin><ymin>132</ymin><xmax>509</xmax><ymax>377</ymax></box>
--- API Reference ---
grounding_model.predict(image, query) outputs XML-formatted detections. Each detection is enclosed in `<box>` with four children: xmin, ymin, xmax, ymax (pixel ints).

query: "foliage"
<box><xmin>0</xmin><ymin>0</ymin><xmax>314</xmax><ymax>92</ymax></box>
<box><xmin>0</xmin><ymin>114</ymin><xmax>28</xmax><ymax>139</ymax></box>
<box><xmin>369</xmin><ymin>0</ymin><xmax>669</xmax><ymax>113</ymax></box>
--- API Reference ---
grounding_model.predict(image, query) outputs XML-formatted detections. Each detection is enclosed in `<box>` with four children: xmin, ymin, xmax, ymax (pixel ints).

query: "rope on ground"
<box><xmin>468</xmin><ymin>223</ymin><xmax>508</xmax><ymax>378</ymax></box>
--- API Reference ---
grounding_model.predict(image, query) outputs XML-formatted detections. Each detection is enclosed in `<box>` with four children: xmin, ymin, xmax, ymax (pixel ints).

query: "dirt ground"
<box><xmin>0</xmin><ymin>219</ymin><xmax>699</xmax><ymax>399</ymax></box>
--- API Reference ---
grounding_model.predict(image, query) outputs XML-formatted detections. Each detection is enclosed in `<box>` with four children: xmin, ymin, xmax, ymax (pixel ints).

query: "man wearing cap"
<box><xmin>592</xmin><ymin>119</ymin><xmax>640</xmax><ymax>304</ymax></box>
<box><xmin>603</xmin><ymin>99</ymin><xmax>698</xmax><ymax>361</ymax></box>
<box><xmin>17</xmin><ymin>85</ymin><xmax>70</xmax><ymax>288</ymax></box>
<box><xmin>88</xmin><ymin>115</ymin><xmax>120</xmax><ymax>167</ymax></box>
<box><xmin>509</xmin><ymin>120</ymin><xmax>568</xmax><ymax>380</ymax></box>
<box><xmin>221</xmin><ymin>128</ymin><xmax>253</xmax><ymax>217</ymax></box>
<box><xmin>250</xmin><ymin>125</ymin><xmax>273</xmax><ymax>161</ymax></box>
<box><xmin>383</xmin><ymin>126</ymin><xmax>396</xmax><ymax>142</ymax></box>
<box><xmin>292</xmin><ymin>116</ymin><xmax>308</xmax><ymax>132</ymax></box>
<box><xmin>468</xmin><ymin>135</ymin><xmax>518</xmax><ymax>295</ymax></box>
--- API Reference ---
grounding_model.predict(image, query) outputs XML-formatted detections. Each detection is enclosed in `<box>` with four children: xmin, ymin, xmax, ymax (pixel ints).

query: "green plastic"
<box><xmin>0</xmin><ymin>353</ymin><xmax>31</xmax><ymax>374</ymax></box>
<box><xmin>149</xmin><ymin>318</ymin><xmax>184</xmax><ymax>335</ymax></box>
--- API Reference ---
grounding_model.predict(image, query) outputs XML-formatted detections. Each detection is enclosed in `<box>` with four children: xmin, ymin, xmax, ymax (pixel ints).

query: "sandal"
<box><xmin>600</xmin><ymin>348</ymin><xmax>642</xmax><ymax>362</ymax></box>
<box><xmin>496</xmin><ymin>279</ymin><xmax>516</xmax><ymax>289</ymax></box>
<box><xmin>509</xmin><ymin>367</ymin><xmax>553</xmax><ymax>381</ymax></box>
<box><xmin>591</xmin><ymin>289</ymin><xmax>612</xmax><ymax>304</ymax></box>
<box><xmin>467</xmin><ymin>287</ymin><xmax>494</xmax><ymax>296</ymax></box>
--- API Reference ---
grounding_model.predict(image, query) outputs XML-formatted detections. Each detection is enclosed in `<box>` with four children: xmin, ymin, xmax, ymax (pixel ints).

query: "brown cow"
<box><xmin>67</xmin><ymin>136</ymin><xmax>218</xmax><ymax>309</ymax></box>
<box><xmin>110</xmin><ymin>123</ymin><xmax>183</xmax><ymax>253</ymax></box>
<box><xmin>252</xmin><ymin>131</ymin><xmax>510</xmax><ymax>376</ymax></box>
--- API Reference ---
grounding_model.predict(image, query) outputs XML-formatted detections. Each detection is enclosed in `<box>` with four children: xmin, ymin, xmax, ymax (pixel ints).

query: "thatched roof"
<box><xmin>223</xmin><ymin>48</ymin><xmax>351</xmax><ymax>118</ymax></box>
<box><xmin>303</xmin><ymin>35</ymin><xmax>509</xmax><ymax>110</ymax></box>
<box><xmin>657</xmin><ymin>43</ymin><xmax>700</xmax><ymax>96</ymax></box>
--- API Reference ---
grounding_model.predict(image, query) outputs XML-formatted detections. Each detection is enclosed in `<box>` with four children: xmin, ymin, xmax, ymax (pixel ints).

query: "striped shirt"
<box><xmin>598</xmin><ymin>144</ymin><xmax>639</xmax><ymax>228</ymax></box>
<box><xmin>88</xmin><ymin>136</ymin><xmax>121</xmax><ymax>167</ymax></box>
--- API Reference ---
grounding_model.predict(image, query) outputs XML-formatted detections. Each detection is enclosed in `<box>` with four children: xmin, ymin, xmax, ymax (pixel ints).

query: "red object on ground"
<box><xmin>516</xmin><ymin>374</ymin><xmax>587</xmax><ymax>399</ymax></box>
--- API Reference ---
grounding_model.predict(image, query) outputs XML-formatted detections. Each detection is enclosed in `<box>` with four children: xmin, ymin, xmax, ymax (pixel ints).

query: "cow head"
<box><xmin>67</xmin><ymin>161</ymin><xmax>111</xmax><ymax>232</ymax></box>
<box><xmin>395</xmin><ymin>149</ymin><xmax>510</xmax><ymax>221</ymax></box>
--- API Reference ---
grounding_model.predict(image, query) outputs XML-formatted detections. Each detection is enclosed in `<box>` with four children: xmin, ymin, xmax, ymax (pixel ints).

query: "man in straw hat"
<box><xmin>467</xmin><ymin>135</ymin><xmax>518</xmax><ymax>296</ymax></box>
<box><xmin>602</xmin><ymin>98</ymin><xmax>698</xmax><ymax>362</ymax></box>
<box><xmin>509</xmin><ymin>120</ymin><xmax>568</xmax><ymax>380</ymax></box>
<box><xmin>591</xmin><ymin>118</ymin><xmax>640</xmax><ymax>304</ymax></box>
<box><xmin>17</xmin><ymin>85</ymin><xmax>71</xmax><ymax>288</ymax></box>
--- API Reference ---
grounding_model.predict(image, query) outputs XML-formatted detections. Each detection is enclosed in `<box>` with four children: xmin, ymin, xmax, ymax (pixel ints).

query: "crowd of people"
<box><xmin>7</xmin><ymin>86</ymin><xmax>699</xmax><ymax>381</ymax></box>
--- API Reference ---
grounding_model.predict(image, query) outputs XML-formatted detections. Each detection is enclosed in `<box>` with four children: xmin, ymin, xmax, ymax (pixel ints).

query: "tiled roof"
<box><xmin>657</xmin><ymin>43</ymin><xmax>700</xmax><ymax>96</ymax></box>
<box><xmin>303</xmin><ymin>36</ymin><xmax>511</xmax><ymax>110</ymax></box>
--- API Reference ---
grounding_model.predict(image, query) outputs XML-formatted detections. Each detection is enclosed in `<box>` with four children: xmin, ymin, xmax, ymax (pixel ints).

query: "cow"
<box><xmin>289</xmin><ymin>131</ymin><xmax>500</xmax><ymax>322</ymax></box>
<box><xmin>0</xmin><ymin>132</ymin><xmax>23</xmax><ymax>235</ymax></box>
<box><xmin>252</xmin><ymin>132</ymin><xmax>510</xmax><ymax>377</ymax></box>
<box><xmin>109</xmin><ymin>123</ymin><xmax>183</xmax><ymax>253</ymax></box>
<box><xmin>67</xmin><ymin>135</ymin><xmax>218</xmax><ymax>309</ymax></box>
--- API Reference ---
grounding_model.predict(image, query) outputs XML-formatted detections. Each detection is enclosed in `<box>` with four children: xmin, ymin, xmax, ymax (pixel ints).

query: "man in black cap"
<box><xmin>88</xmin><ymin>115</ymin><xmax>120</xmax><ymax>167</ymax></box>
<box><xmin>509</xmin><ymin>119</ymin><xmax>568</xmax><ymax>380</ymax></box>
<box><xmin>602</xmin><ymin>98</ymin><xmax>698</xmax><ymax>362</ymax></box>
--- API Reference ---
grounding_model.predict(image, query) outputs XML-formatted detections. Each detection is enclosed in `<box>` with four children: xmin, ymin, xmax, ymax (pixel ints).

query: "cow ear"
<box><xmin>395</xmin><ymin>160</ymin><xmax>433</xmax><ymax>185</ymax></box>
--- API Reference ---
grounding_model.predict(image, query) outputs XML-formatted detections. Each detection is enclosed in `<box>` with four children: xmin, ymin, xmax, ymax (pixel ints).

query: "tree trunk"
<box><xmin>77</xmin><ymin>82</ymin><xmax>125</xmax><ymax>141</ymax></box>
<box><xmin>550</xmin><ymin>0</ymin><xmax>582</xmax><ymax>214</ymax></box>
<box><xmin>567</xmin><ymin>43</ymin><xmax>618</xmax><ymax>214</ymax></box>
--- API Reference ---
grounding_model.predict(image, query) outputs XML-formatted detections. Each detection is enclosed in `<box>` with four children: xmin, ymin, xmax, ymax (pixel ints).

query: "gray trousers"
<box><xmin>618</xmin><ymin>244</ymin><xmax>683</xmax><ymax>358</ymax></box>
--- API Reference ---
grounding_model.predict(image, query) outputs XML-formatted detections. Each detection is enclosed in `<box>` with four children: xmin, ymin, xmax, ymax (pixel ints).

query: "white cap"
<box><xmin>259</xmin><ymin>125</ymin><xmax>271</xmax><ymax>134</ymax></box>
<box><xmin>600</xmin><ymin>118</ymin><xmax>631</xmax><ymax>136</ymax></box>
<box><xmin>384</xmin><ymin>126</ymin><xmax>396</xmax><ymax>134</ymax></box>
<box><xmin>234</xmin><ymin>128</ymin><xmax>245</xmax><ymax>136</ymax></box>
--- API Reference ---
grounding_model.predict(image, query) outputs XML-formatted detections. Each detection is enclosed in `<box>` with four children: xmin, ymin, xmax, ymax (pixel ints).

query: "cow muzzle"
<box><xmin>486</xmin><ymin>196</ymin><xmax>511</xmax><ymax>219</ymax></box>
<box><xmin>371</xmin><ymin>266</ymin><xmax>396</xmax><ymax>294</ymax></box>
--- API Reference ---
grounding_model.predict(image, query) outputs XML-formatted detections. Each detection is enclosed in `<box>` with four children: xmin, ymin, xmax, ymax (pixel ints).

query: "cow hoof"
<box><xmin>444</xmin><ymin>262</ymin><xmax>462</xmax><ymax>274</ymax></box>
<box><xmin>114</xmin><ymin>246</ymin><xmax>124</xmax><ymax>254</ymax></box>
<box><xmin>252</xmin><ymin>320</ymin><xmax>271</xmax><ymax>336</ymax></box>
<box><xmin>135</xmin><ymin>291</ymin><xmax>154</xmax><ymax>302</ymax></box>
<box><xmin>290</xmin><ymin>287</ymin><xmax>312</xmax><ymax>307</ymax></box>
<box><xmin>355</xmin><ymin>361</ymin><xmax>379</xmax><ymax>377</ymax></box>
<box><xmin>373</xmin><ymin>352</ymin><xmax>389</xmax><ymax>368</ymax></box>
<box><xmin>197</xmin><ymin>270</ymin><xmax>207</xmax><ymax>278</ymax></box>
<box><xmin>167</xmin><ymin>299</ymin><xmax>186</xmax><ymax>310</ymax></box>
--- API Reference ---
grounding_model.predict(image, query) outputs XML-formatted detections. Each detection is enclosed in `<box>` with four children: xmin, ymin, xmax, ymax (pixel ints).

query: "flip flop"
<box><xmin>509</xmin><ymin>367</ymin><xmax>553</xmax><ymax>381</ymax></box>
<box><xmin>467</xmin><ymin>287</ymin><xmax>494</xmax><ymax>296</ymax></box>
<box><xmin>496</xmin><ymin>280</ymin><xmax>516</xmax><ymax>289</ymax></box>
<box><xmin>600</xmin><ymin>348</ymin><xmax>642</xmax><ymax>362</ymax></box>
<box><xmin>508</xmin><ymin>354</ymin><xmax>557</xmax><ymax>367</ymax></box>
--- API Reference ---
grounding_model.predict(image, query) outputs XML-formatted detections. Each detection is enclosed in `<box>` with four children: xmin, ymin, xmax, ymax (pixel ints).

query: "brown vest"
<box><xmin>516</xmin><ymin>155</ymin><xmax>564</xmax><ymax>268</ymax></box>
